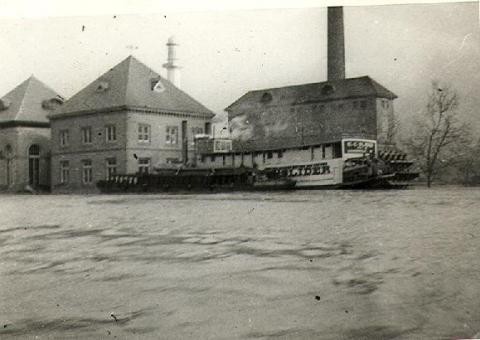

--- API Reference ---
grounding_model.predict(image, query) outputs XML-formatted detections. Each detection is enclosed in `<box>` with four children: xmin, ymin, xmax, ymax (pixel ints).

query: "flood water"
<box><xmin>0</xmin><ymin>188</ymin><xmax>479</xmax><ymax>339</ymax></box>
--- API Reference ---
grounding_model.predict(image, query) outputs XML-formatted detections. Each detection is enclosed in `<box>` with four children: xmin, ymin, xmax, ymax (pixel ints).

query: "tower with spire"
<box><xmin>163</xmin><ymin>36</ymin><xmax>182</xmax><ymax>88</ymax></box>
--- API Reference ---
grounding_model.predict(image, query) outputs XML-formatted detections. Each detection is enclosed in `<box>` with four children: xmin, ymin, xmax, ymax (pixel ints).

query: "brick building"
<box><xmin>225</xmin><ymin>7</ymin><xmax>398</xmax><ymax>157</ymax></box>
<box><xmin>0</xmin><ymin>76</ymin><xmax>63</xmax><ymax>191</ymax></box>
<box><xmin>49</xmin><ymin>56</ymin><xmax>214</xmax><ymax>193</ymax></box>
<box><xmin>226</xmin><ymin>76</ymin><xmax>397</xmax><ymax>152</ymax></box>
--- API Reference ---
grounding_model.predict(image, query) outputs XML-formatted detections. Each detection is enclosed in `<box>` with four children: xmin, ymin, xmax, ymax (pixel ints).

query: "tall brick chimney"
<box><xmin>327</xmin><ymin>7</ymin><xmax>346</xmax><ymax>81</ymax></box>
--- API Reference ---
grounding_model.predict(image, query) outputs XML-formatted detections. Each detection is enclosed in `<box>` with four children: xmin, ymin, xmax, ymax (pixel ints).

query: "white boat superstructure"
<box><xmin>194</xmin><ymin>137</ymin><xmax>390</xmax><ymax>188</ymax></box>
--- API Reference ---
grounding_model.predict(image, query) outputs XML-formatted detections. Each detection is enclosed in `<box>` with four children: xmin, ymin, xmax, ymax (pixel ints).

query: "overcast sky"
<box><xmin>0</xmin><ymin>1</ymin><xmax>478</xmax><ymax>127</ymax></box>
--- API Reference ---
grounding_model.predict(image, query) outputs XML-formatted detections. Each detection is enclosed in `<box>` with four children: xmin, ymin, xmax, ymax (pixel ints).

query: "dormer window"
<box><xmin>95</xmin><ymin>81</ymin><xmax>109</xmax><ymax>93</ymax></box>
<box><xmin>0</xmin><ymin>99</ymin><xmax>11</xmax><ymax>110</ymax></box>
<box><xmin>260</xmin><ymin>92</ymin><xmax>273</xmax><ymax>103</ymax></box>
<box><xmin>41</xmin><ymin>96</ymin><xmax>64</xmax><ymax>110</ymax></box>
<box><xmin>321</xmin><ymin>84</ymin><xmax>335</xmax><ymax>95</ymax></box>
<box><xmin>151</xmin><ymin>79</ymin><xmax>165</xmax><ymax>93</ymax></box>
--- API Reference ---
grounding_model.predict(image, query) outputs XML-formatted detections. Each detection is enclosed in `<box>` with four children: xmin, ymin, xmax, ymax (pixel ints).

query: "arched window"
<box><xmin>5</xmin><ymin>144</ymin><xmax>12</xmax><ymax>156</ymax></box>
<box><xmin>261</xmin><ymin>92</ymin><xmax>273</xmax><ymax>103</ymax></box>
<box><xmin>29</xmin><ymin>144</ymin><xmax>40</xmax><ymax>156</ymax></box>
<box><xmin>321</xmin><ymin>84</ymin><xmax>335</xmax><ymax>95</ymax></box>
<box><xmin>4</xmin><ymin>144</ymin><xmax>13</xmax><ymax>186</ymax></box>
<box><xmin>28</xmin><ymin>144</ymin><xmax>40</xmax><ymax>187</ymax></box>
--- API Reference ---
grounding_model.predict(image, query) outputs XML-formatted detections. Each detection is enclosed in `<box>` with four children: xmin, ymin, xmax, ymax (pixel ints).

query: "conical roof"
<box><xmin>55</xmin><ymin>56</ymin><xmax>213</xmax><ymax>118</ymax></box>
<box><xmin>0</xmin><ymin>76</ymin><xmax>63</xmax><ymax>124</ymax></box>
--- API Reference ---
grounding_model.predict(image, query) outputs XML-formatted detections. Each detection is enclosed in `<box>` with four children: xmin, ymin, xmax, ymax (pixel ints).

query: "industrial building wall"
<box><xmin>228</xmin><ymin>97</ymin><xmax>378</xmax><ymax>151</ymax></box>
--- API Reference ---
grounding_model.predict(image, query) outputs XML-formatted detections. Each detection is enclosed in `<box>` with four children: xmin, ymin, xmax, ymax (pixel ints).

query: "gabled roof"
<box><xmin>225</xmin><ymin>76</ymin><xmax>397</xmax><ymax>112</ymax></box>
<box><xmin>53</xmin><ymin>55</ymin><xmax>213</xmax><ymax>118</ymax></box>
<box><xmin>0</xmin><ymin>76</ymin><xmax>63</xmax><ymax>124</ymax></box>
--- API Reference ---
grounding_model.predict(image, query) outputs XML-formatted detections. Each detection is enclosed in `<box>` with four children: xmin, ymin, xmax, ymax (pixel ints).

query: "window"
<box><xmin>360</xmin><ymin>100</ymin><xmax>367</xmax><ymax>109</ymax></box>
<box><xmin>151</xmin><ymin>79</ymin><xmax>165</xmax><ymax>92</ymax></box>
<box><xmin>96</xmin><ymin>81</ymin><xmax>109</xmax><ymax>92</ymax></box>
<box><xmin>210</xmin><ymin>155</ymin><xmax>216</xmax><ymax>162</ymax></box>
<box><xmin>105</xmin><ymin>125</ymin><xmax>116</xmax><ymax>142</ymax></box>
<box><xmin>138</xmin><ymin>124</ymin><xmax>150</xmax><ymax>143</ymax></box>
<box><xmin>60</xmin><ymin>130</ymin><xmax>69</xmax><ymax>147</ymax></box>
<box><xmin>5</xmin><ymin>144</ymin><xmax>12</xmax><ymax>156</ymax></box>
<box><xmin>82</xmin><ymin>160</ymin><xmax>93</xmax><ymax>184</ymax></box>
<box><xmin>222</xmin><ymin>155</ymin><xmax>226</xmax><ymax>166</ymax></box>
<box><xmin>261</xmin><ymin>92</ymin><xmax>273</xmax><ymax>103</ymax></box>
<box><xmin>267</xmin><ymin>151</ymin><xmax>273</xmax><ymax>159</ymax></box>
<box><xmin>106</xmin><ymin>158</ymin><xmax>117</xmax><ymax>180</ymax></box>
<box><xmin>166</xmin><ymin>158</ymin><xmax>180</xmax><ymax>164</ymax></box>
<box><xmin>321</xmin><ymin>84</ymin><xmax>335</xmax><ymax>95</ymax></box>
<box><xmin>166</xmin><ymin>126</ymin><xmax>178</xmax><ymax>145</ymax></box>
<box><xmin>191</xmin><ymin>127</ymin><xmax>203</xmax><ymax>137</ymax></box>
<box><xmin>322</xmin><ymin>145</ymin><xmax>326</xmax><ymax>159</ymax></box>
<box><xmin>204</xmin><ymin>122</ymin><xmax>212</xmax><ymax>135</ymax></box>
<box><xmin>60</xmin><ymin>161</ymin><xmax>69</xmax><ymax>184</ymax></box>
<box><xmin>81</xmin><ymin>127</ymin><xmax>92</xmax><ymax>144</ymax></box>
<box><xmin>191</xmin><ymin>127</ymin><xmax>204</xmax><ymax>144</ymax></box>
<box><xmin>213</xmin><ymin>140</ymin><xmax>233</xmax><ymax>153</ymax></box>
<box><xmin>278</xmin><ymin>150</ymin><xmax>283</xmax><ymax>158</ymax></box>
<box><xmin>333</xmin><ymin>142</ymin><xmax>342</xmax><ymax>158</ymax></box>
<box><xmin>138</xmin><ymin>158</ymin><xmax>150</xmax><ymax>174</ymax></box>
<box><xmin>28</xmin><ymin>145</ymin><xmax>40</xmax><ymax>187</ymax></box>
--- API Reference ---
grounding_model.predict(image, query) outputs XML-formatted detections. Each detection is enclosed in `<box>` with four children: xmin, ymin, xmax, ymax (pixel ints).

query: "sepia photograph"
<box><xmin>0</xmin><ymin>0</ymin><xmax>479</xmax><ymax>338</ymax></box>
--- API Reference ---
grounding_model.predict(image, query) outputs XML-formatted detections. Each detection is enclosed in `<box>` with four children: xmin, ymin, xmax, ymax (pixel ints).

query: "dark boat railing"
<box><xmin>97</xmin><ymin>167</ymin><xmax>258</xmax><ymax>193</ymax></box>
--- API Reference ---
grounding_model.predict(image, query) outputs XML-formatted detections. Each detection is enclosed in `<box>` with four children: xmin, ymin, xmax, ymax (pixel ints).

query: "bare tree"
<box><xmin>454</xmin><ymin>137</ymin><xmax>480</xmax><ymax>185</ymax></box>
<box><xmin>405</xmin><ymin>81</ymin><xmax>470</xmax><ymax>187</ymax></box>
<box><xmin>385</xmin><ymin>112</ymin><xmax>400</xmax><ymax>146</ymax></box>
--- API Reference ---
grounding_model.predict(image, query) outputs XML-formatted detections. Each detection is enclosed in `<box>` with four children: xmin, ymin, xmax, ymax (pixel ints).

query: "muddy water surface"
<box><xmin>0</xmin><ymin>188</ymin><xmax>479</xmax><ymax>339</ymax></box>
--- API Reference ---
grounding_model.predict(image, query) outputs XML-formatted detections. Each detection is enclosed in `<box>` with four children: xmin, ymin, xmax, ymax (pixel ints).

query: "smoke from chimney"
<box><xmin>327</xmin><ymin>7</ymin><xmax>346</xmax><ymax>81</ymax></box>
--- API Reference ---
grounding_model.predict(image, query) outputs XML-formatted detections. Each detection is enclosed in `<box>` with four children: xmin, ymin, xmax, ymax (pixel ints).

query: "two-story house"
<box><xmin>49</xmin><ymin>56</ymin><xmax>214</xmax><ymax>193</ymax></box>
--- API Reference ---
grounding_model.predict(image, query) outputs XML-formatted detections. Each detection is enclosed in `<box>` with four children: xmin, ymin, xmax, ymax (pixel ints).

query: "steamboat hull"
<box><xmin>97</xmin><ymin>168</ymin><xmax>296</xmax><ymax>194</ymax></box>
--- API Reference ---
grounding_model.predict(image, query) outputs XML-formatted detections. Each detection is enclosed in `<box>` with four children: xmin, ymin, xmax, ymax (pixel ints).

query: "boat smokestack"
<box><xmin>327</xmin><ymin>7</ymin><xmax>346</xmax><ymax>81</ymax></box>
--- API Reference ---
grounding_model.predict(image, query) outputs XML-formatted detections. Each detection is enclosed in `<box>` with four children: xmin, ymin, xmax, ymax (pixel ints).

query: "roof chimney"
<box><xmin>327</xmin><ymin>7</ymin><xmax>346</xmax><ymax>81</ymax></box>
